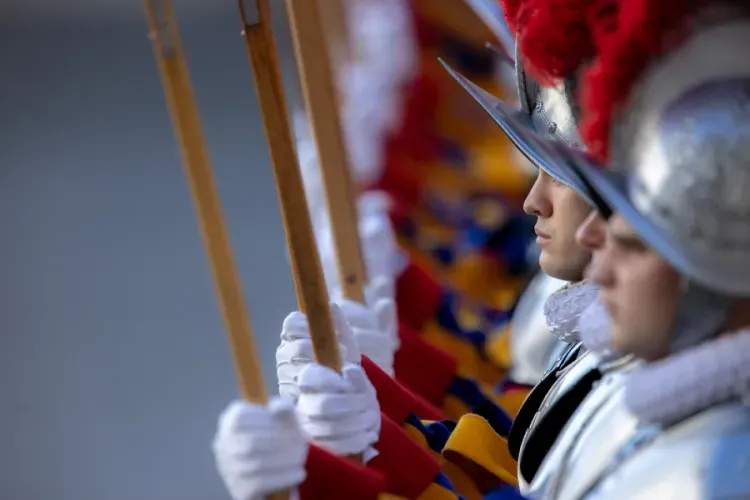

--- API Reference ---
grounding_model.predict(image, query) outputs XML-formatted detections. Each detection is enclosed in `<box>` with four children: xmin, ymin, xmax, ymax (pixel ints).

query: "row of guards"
<box><xmin>144</xmin><ymin>0</ymin><xmax>552</xmax><ymax>499</ymax></box>
<box><xmin>144</xmin><ymin>0</ymin><xmax>750</xmax><ymax>498</ymax></box>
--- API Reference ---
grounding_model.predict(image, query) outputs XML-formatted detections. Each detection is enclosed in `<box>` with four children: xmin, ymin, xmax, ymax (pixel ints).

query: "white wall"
<box><xmin>0</xmin><ymin>9</ymin><xmax>302</xmax><ymax>499</ymax></box>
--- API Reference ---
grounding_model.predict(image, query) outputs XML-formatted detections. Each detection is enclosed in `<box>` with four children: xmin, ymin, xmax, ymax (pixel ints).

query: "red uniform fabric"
<box><xmin>362</xmin><ymin>355</ymin><xmax>444</xmax><ymax>422</ymax></box>
<box><xmin>300</xmin><ymin>444</ymin><xmax>387</xmax><ymax>500</ymax></box>
<box><xmin>396</xmin><ymin>261</ymin><xmax>443</xmax><ymax>331</ymax></box>
<box><xmin>377</xmin><ymin>139</ymin><xmax>422</xmax><ymax>201</ymax></box>
<box><xmin>394</xmin><ymin>322</ymin><xmax>458</xmax><ymax>407</ymax></box>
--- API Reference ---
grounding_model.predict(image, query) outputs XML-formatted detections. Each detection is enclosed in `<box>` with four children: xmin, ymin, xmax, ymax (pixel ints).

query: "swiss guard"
<box><xmin>439</xmin><ymin>0</ymin><xmax>618</xmax><ymax>481</ymax></box>
<box><xmin>521</xmin><ymin>0</ymin><xmax>750</xmax><ymax>498</ymax></box>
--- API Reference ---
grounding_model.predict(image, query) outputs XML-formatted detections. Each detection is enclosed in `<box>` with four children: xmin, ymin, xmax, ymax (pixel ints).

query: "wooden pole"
<box><xmin>285</xmin><ymin>0</ymin><xmax>368</xmax><ymax>304</ymax></box>
<box><xmin>318</xmin><ymin>0</ymin><xmax>351</xmax><ymax>66</ymax></box>
<box><xmin>144</xmin><ymin>0</ymin><xmax>269</xmax><ymax>404</ymax></box>
<box><xmin>239</xmin><ymin>0</ymin><xmax>342</xmax><ymax>373</ymax></box>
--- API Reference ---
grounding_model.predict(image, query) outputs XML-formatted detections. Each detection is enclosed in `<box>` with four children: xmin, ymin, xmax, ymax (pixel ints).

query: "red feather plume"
<box><xmin>499</xmin><ymin>0</ymin><xmax>528</xmax><ymax>34</ymax></box>
<box><xmin>580</xmin><ymin>0</ymin><xmax>713</xmax><ymax>161</ymax></box>
<box><xmin>518</xmin><ymin>0</ymin><xmax>598</xmax><ymax>85</ymax></box>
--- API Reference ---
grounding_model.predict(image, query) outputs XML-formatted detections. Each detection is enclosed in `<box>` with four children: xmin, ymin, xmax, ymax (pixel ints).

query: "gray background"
<box><xmin>1</xmin><ymin>2</ymin><xmax>304</xmax><ymax>498</ymax></box>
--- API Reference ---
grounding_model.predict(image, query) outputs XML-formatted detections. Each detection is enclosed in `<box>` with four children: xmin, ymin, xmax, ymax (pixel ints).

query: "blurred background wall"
<box><xmin>0</xmin><ymin>3</ymin><xmax>301</xmax><ymax>498</ymax></box>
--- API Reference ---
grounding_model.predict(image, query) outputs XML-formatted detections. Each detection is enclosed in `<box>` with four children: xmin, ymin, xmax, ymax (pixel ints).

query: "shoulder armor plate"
<box><xmin>518</xmin><ymin>350</ymin><xmax>603</xmax><ymax>485</ymax></box>
<box><xmin>589</xmin><ymin>403</ymin><xmax>750</xmax><ymax>500</ymax></box>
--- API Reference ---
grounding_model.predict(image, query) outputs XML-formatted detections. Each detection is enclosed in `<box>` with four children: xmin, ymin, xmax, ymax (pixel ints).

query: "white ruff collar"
<box><xmin>578</xmin><ymin>298</ymin><xmax>617</xmax><ymax>356</ymax></box>
<box><xmin>625</xmin><ymin>329</ymin><xmax>750</xmax><ymax>425</ymax></box>
<box><xmin>543</xmin><ymin>280</ymin><xmax>599</xmax><ymax>343</ymax></box>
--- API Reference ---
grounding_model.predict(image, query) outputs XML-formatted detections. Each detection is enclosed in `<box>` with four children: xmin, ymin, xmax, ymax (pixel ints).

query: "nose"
<box><xmin>523</xmin><ymin>171</ymin><xmax>552</xmax><ymax>217</ymax></box>
<box><xmin>586</xmin><ymin>245</ymin><xmax>615</xmax><ymax>288</ymax></box>
<box><xmin>576</xmin><ymin>211</ymin><xmax>606</xmax><ymax>251</ymax></box>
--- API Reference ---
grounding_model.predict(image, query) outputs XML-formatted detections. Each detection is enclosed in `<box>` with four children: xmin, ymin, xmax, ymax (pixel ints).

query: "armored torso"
<box><xmin>524</xmin><ymin>356</ymin><xmax>640</xmax><ymax>498</ymax></box>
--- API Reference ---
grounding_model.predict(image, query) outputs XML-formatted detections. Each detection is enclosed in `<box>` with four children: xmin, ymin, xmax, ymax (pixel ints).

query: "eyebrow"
<box><xmin>610</xmin><ymin>229</ymin><xmax>647</xmax><ymax>249</ymax></box>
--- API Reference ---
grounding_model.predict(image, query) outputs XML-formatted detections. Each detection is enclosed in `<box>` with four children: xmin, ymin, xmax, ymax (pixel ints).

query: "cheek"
<box><xmin>618</xmin><ymin>269</ymin><xmax>655</xmax><ymax>316</ymax></box>
<box><xmin>619</xmin><ymin>259</ymin><xmax>681</xmax><ymax>352</ymax></box>
<box><xmin>555</xmin><ymin>194</ymin><xmax>591</xmax><ymax>238</ymax></box>
<box><xmin>555</xmin><ymin>210</ymin><xmax>591</xmax><ymax>261</ymax></box>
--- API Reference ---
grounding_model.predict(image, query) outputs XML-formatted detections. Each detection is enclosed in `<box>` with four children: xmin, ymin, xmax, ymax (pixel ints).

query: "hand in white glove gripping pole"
<box><xmin>276</xmin><ymin>303</ymin><xmax>361</xmax><ymax>401</ymax></box>
<box><xmin>213</xmin><ymin>397</ymin><xmax>308</xmax><ymax>500</ymax></box>
<box><xmin>277</xmin><ymin>298</ymin><xmax>398</xmax><ymax>401</ymax></box>
<box><xmin>334</xmin><ymin>294</ymin><xmax>399</xmax><ymax>377</ymax></box>
<box><xmin>296</xmin><ymin>361</ymin><xmax>381</xmax><ymax>459</ymax></box>
<box><xmin>275</xmin><ymin>304</ymin><xmax>381</xmax><ymax>459</ymax></box>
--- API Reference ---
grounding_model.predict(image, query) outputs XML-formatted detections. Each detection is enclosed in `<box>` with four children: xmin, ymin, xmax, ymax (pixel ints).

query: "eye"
<box><xmin>613</xmin><ymin>236</ymin><xmax>648</xmax><ymax>254</ymax></box>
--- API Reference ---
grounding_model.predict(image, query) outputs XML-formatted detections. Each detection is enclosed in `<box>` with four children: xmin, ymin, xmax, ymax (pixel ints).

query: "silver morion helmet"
<box><xmin>571</xmin><ymin>16</ymin><xmax>750</xmax><ymax>297</ymax></box>
<box><xmin>438</xmin><ymin>54</ymin><xmax>595</xmax><ymax>206</ymax></box>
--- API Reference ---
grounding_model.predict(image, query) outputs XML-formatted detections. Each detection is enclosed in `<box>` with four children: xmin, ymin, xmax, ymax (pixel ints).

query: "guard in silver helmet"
<box><xmin>439</xmin><ymin>60</ymin><xmax>598</xmax><ymax>441</ymax></box>
<box><xmin>439</xmin><ymin>0</ymin><xmax>620</xmax><ymax>482</ymax></box>
<box><xmin>526</xmin><ymin>2</ymin><xmax>750</xmax><ymax>498</ymax></box>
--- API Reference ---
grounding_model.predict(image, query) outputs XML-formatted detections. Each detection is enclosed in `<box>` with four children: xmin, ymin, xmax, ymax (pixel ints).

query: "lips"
<box><xmin>534</xmin><ymin>227</ymin><xmax>551</xmax><ymax>240</ymax></box>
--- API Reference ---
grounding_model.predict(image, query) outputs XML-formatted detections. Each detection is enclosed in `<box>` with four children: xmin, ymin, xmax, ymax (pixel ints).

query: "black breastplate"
<box><xmin>507</xmin><ymin>341</ymin><xmax>584</xmax><ymax>459</ymax></box>
<box><xmin>517</xmin><ymin>356</ymin><xmax>602</xmax><ymax>484</ymax></box>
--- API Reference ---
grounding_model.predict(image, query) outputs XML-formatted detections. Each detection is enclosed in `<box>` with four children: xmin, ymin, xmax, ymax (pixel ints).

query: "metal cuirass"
<box><xmin>524</xmin><ymin>357</ymin><xmax>640</xmax><ymax>498</ymax></box>
<box><xmin>509</xmin><ymin>272</ymin><xmax>569</xmax><ymax>385</ymax></box>
<box><xmin>517</xmin><ymin>350</ymin><xmax>604</xmax><ymax>488</ymax></box>
<box><xmin>584</xmin><ymin>402</ymin><xmax>750</xmax><ymax>500</ymax></box>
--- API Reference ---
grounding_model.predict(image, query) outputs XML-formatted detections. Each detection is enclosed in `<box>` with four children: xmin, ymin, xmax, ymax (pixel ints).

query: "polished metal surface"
<box><xmin>585</xmin><ymin>402</ymin><xmax>750</xmax><ymax>500</ymax></box>
<box><xmin>529</xmin><ymin>350</ymin><xmax>602</xmax><ymax>431</ymax></box>
<box><xmin>611</xmin><ymin>19</ymin><xmax>750</xmax><ymax>295</ymax></box>
<box><xmin>531</xmin><ymin>82</ymin><xmax>582</xmax><ymax>147</ymax></box>
<box><xmin>549</xmin><ymin>381</ymin><xmax>640</xmax><ymax>500</ymax></box>
<box><xmin>509</xmin><ymin>272</ymin><xmax>568</xmax><ymax>385</ymax></box>
<box><xmin>517</xmin><ymin>350</ymin><xmax>602</xmax><ymax>486</ymax></box>
<box><xmin>524</xmin><ymin>361</ymin><xmax>639</xmax><ymax>497</ymax></box>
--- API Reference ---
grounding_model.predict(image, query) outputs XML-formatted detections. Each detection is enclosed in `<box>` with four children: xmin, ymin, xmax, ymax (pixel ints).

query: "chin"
<box><xmin>539</xmin><ymin>253</ymin><xmax>583</xmax><ymax>282</ymax></box>
<box><xmin>609</xmin><ymin>326</ymin><xmax>640</xmax><ymax>358</ymax></box>
<box><xmin>611</xmin><ymin>326</ymin><xmax>657</xmax><ymax>361</ymax></box>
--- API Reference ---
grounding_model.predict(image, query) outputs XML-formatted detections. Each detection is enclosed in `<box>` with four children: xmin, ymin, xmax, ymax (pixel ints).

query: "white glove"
<box><xmin>296</xmin><ymin>362</ymin><xmax>381</xmax><ymax>459</ymax></box>
<box><xmin>335</xmin><ymin>297</ymin><xmax>399</xmax><ymax>376</ymax></box>
<box><xmin>338</xmin><ymin>61</ymin><xmax>402</xmax><ymax>138</ymax></box>
<box><xmin>342</xmin><ymin>105</ymin><xmax>387</xmax><ymax>188</ymax></box>
<box><xmin>293</xmin><ymin>110</ymin><xmax>327</xmax><ymax>223</ymax></box>
<box><xmin>213</xmin><ymin>397</ymin><xmax>308</xmax><ymax>500</ymax></box>
<box><xmin>318</xmin><ymin>196</ymin><xmax>408</xmax><ymax>293</ymax></box>
<box><xmin>349</xmin><ymin>0</ymin><xmax>418</xmax><ymax>86</ymax></box>
<box><xmin>277</xmin><ymin>303</ymin><xmax>361</xmax><ymax>401</ymax></box>
<box><xmin>362</xmin><ymin>274</ymin><xmax>397</xmax><ymax>308</ymax></box>
<box><xmin>358</xmin><ymin>190</ymin><xmax>393</xmax><ymax>216</ymax></box>
<box><xmin>357</xmin><ymin>197</ymin><xmax>409</xmax><ymax>280</ymax></box>
<box><xmin>337</xmin><ymin>63</ymin><xmax>399</xmax><ymax>189</ymax></box>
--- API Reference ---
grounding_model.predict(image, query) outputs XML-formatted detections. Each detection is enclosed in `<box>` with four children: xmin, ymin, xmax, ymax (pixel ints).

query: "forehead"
<box><xmin>582</xmin><ymin>209</ymin><xmax>605</xmax><ymax>227</ymax></box>
<box><xmin>607</xmin><ymin>214</ymin><xmax>636</xmax><ymax>235</ymax></box>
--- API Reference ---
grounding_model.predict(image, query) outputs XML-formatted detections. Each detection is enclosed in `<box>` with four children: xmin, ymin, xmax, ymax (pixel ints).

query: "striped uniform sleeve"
<box><xmin>361</xmin><ymin>351</ymin><xmax>518</xmax><ymax>498</ymax></box>
<box><xmin>443</xmin><ymin>376</ymin><xmax>514</xmax><ymax>437</ymax></box>
<box><xmin>370</xmin><ymin>414</ymin><xmax>456</xmax><ymax>499</ymax></box>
